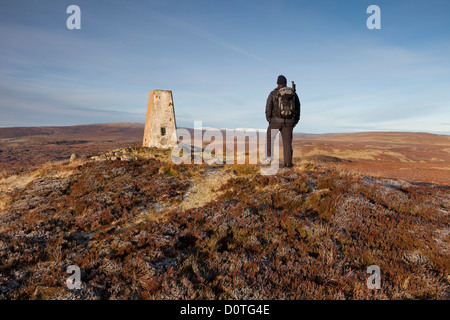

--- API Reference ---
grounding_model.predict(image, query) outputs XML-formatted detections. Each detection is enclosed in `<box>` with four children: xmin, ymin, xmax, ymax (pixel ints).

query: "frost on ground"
<box><xmin>0</xmin><ymin>148</ymin><xmax>448</xmax><ymax>300</ymax></box>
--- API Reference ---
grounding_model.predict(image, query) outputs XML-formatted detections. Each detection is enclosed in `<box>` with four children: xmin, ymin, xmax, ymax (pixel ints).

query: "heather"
<box><xmin>0</xmin><ymin>154</ymin><xmax>448</xmax><ymax>299</ymax></box>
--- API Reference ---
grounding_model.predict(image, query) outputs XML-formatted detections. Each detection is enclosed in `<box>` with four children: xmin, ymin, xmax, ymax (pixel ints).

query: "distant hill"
<box><xmin>0</xmin><ymin>123</ymin><xmax>449</xmax><ymax>185</ymax></box>
<box><xmin>0</xmin><ymin>122</ymin><xmax>145</xmax><ymax>140</ymax></box>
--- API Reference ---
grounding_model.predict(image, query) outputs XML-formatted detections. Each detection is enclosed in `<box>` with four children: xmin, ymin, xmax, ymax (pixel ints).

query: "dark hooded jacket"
<box><xmin>265</xmin><ymin>85</ymin><xmax>301</xmax><ymax>125</ymax></box>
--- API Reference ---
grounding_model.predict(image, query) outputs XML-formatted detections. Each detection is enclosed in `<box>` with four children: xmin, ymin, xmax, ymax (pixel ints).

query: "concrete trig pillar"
<box><xmin>143</xmin><ymin>90</ymin><xmax>177</xmax><ymax>149</ymax></box>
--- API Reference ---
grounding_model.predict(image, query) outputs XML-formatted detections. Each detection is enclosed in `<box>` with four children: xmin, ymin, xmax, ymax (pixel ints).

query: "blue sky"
<box><xmin>0</xmin><ymin>0</ymin><xmax>449</xmax><ymax>133</ymax></box>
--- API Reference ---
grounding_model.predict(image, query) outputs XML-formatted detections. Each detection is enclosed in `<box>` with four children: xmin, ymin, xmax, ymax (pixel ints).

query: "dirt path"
<box><xmin>117</xmin><ymin>165</ymin><xmax>236</xmax><ymax>231</ymax></box>
<box><xmin>178</xmin><ymin>166</ymin><xmax>235</xmax><ymax>211</ymax></box>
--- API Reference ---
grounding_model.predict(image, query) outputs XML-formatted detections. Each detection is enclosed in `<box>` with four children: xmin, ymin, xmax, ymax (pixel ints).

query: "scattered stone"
<box><xmin>287</xmin><ymin>173</ymin><xmax>299</xmax><ymax>180</ymax></box>
<box><xmin>69</xmin><ymin>153</ymin><xmax>78</xmax><ymax>162</ymax></box>
<box><xmin>89</xmin><ymin>146</ymin><xmax>174</xmax><ymax>163</ymax></box>
<box><xmin>119</xmin><ymin>154</ymin><xmax>134</xmax><ymax>162</ymax></box>
<box><xmin>90</xmin><ymin>154</ymin><xmax>107</xmax><ymax>161</ymax></box>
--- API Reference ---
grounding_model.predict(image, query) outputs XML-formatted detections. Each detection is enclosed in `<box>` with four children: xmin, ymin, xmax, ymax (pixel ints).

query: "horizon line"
<box><xmin>0</xmin><ymin>122</ymin><xmax>449</xmax><ymax>136</ymax></box>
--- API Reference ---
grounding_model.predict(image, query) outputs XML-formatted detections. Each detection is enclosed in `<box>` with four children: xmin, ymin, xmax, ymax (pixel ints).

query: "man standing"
<box><xmin>265</xmin><ymin>75</ymin><xmax>301</xmax><ymax>167</ymax></box>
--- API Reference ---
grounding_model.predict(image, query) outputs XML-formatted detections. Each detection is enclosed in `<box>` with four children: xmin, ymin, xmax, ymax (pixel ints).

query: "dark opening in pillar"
<box><xmin>161</xmin><ymin>127</ymin><xmax>166</xmax><ymax>136</ymax></box>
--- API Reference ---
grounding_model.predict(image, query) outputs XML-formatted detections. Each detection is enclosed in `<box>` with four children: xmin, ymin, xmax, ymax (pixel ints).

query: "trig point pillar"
<box><xmin>143</xmin><ymin>90</ymin><xmax>177</xmax><ymax>149</ymax></box>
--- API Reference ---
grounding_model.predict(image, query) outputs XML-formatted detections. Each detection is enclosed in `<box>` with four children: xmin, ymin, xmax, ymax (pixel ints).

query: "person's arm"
<box><xmin>265</xmin><ymin>92</ymin><xmax>274</xmax><ymax>122</ymax></box>
<box><xmin>294</xmin><ymin>92</ymin><xmax>301</xmax><ymax>125</ymax></box>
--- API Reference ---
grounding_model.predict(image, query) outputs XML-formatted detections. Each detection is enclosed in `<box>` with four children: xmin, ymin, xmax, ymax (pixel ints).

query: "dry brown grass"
<box><xmin>2</xmin><ymin>153</ymin><xmax>447</xmax><ymax>300</ymax></box>
<box><xmin>292</xmin><ymin>131</ymin><xmax>450</xmax><ymax>185</ymax></box>
<box><xmin>0</xmin><ymin>128</ymin><xmax>449</xmax><ymax>300</ymax></box>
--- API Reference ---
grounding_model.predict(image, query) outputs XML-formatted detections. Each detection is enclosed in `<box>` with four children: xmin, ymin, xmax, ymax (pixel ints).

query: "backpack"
<box><xmin>277</xmin><ymin>86</ymin><xmax>296</xmax><ymax>119</ymax></box>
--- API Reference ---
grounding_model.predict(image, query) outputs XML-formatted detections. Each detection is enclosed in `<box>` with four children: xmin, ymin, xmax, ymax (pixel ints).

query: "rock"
<box><xmin>89</xmin><ymin>146</ymin><xmax>171</xmax><ymax>162</ymax></box>
<box><xmin>287</xmin><ymin>173</ymin><xmax>299</xmax><ymax>180</ymax></box>
<box><xmin>69</xmin><ymin>153</ymin><xmax>78</xmax><ymax>162</ymax></box>
<box><xmin>119</xmin><ymin>154</ymin><xmax>134</xmax><ymax>162</ymax></box>
<box><xmin>90</xmin><ymin>155</ymin><xmax>107</xmax><ymax>161</ymax></box>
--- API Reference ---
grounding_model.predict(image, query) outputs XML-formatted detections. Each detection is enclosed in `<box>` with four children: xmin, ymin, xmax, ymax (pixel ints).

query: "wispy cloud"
<box><xmin>149</xmin><ymin>10</ymin><xmax>267</xmax><ymax>63</ymax></box>
<box><xmin>0</xmin><ymin>1</ymin><xmax>449</xmax><ymax>133</ymax></box>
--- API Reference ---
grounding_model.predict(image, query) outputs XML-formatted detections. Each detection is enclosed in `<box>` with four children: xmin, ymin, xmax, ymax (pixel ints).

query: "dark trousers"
<box><xmin>266</xmin><ymin>121</ymin><xmax>294</xmax><ymax>165</ymax></box>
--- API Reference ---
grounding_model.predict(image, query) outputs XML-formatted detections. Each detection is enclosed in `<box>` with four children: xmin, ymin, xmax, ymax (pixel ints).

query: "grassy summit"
<box><xmin>0</xmin><ymin>148</ymin><xmax>448</xmax><ymax>299</ymax></box>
